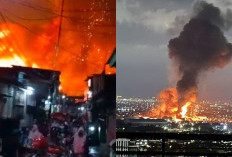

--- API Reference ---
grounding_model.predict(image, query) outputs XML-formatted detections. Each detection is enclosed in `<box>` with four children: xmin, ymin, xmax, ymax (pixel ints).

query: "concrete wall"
<box><xmin>0</xmin><ymin>83</ymin><xmax>14</xmax><ymax>118</ymax></box>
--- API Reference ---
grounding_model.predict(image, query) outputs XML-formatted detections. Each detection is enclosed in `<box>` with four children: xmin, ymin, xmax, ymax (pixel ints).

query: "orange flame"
<box><xmin>0</xmin><ymin>0</ymin><xmax>116</xmax><ymax>96</ymax></box>
<box><xmin>0</xmin><ymin>29</ymin><xmax>37</xmax><ymax>68</ymax></box>
<box><xmin>142</xmin><ymin>87</ymin><xmax>200</xmax><ymax>121</ymax></box>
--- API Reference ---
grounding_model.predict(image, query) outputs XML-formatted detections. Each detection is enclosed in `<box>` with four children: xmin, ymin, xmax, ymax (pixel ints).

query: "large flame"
<box><xmin>0</xmin><ymin>54</ymin><xmax>25</xmax><ymax>67</ymax></box>
<box><xmin>0</xmin><ymin>0</ymin><xmax>116</xmax><ymax>96</ymax></box>
<box><xmin>142</xmin><ymin>88</ymin><xmax>200</xmax><ymax>121</ymax></box>
<box><xmin>0</xmin><ymin>29</ymin><xmax>26</xmax><ymax>67</ymax></box>
<box><xmin>180</xmin><ymin>102</ymin><xmax>191</xmax><ymax>118</ymax></box>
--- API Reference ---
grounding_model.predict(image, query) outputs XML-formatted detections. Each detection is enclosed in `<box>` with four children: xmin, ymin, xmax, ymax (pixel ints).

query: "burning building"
<box><xmin>145</xmin><ymin>1</ymin><xmax>232</xmax><ymax>121</ymax></box>
<box><xmin>0</xmin><ymin>0</ymin><xmax>116</xmax><ymax>96</ymax></box>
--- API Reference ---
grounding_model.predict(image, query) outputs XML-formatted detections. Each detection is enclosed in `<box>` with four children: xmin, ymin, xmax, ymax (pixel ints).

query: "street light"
<box><xmin>80</xmin><ymin>106</ymin><xmax>84</xmax><ymax>111</ymax></box>
<box><xmin>89</xmin><ymin>126</ymin><xmax>95</xmax><ymax>132</ymax></box>
<box><xmin>45</xmin><ymin>100</ymin><xmax>51</xmax><ymax>105</ymax></box>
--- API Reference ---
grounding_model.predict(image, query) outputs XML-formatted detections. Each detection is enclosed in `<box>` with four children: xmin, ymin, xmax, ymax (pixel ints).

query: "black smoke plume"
<box><xmin>168</xmin><ymin>1</ymin><xmax>232</xmax><ymax>113</ymax></box>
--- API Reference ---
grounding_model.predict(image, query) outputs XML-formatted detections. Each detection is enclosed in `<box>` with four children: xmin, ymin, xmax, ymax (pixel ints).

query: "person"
<box><xmin>72</xmin><ymin>119</ymin><xmax>79</xmax><ymax>134</ymax></box>
<box><xmin>48</xmin><ymin>126</ymin><xmax>62</xmax><ymax>146</ymax></box>
<box><xmin>64</xmin><ymin>121</ymin><xmax>69</xmax><ymax>133</ymax></box>
<box><xmin>28</xmin><ymin>124</ymin><xmax>43</xmax><ymax>140</ymax></box>
<box><xmin>27</xmin><ymin>124</ymin><xmax>43</xmax><ymax>148</ymax></box>
<box><xmin>39</xmin><ymin>120</ymin><xmax>49</xmax><ymax>137</ymax></box>
<box><xmin>73</xmin><ymin>125</ymin><xmax>86</xmax><ymax>157</ymax></box>
<box><xmin>51</xmin><ymin>119</ymin><xmax>61</xmax><ymax>128</ymax></box>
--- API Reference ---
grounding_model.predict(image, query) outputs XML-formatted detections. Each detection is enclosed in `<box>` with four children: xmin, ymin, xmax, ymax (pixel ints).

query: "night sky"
<box><xmin>117</xmin><ymin>0</ymin><xmax>232</xmax><ymax>101</ymax></box>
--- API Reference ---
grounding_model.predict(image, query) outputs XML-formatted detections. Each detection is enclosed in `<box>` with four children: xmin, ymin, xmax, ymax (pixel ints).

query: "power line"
<box><xmin>4</xmin><ymin>0</ymin><xmax>68</xmax><ymax>18</ymax></box>
<box><xmin>20</xmin><ymin>0</ymin><xmax>60</xmax><ymax>12</ymax></box>
<box><xmin>16</xmin><ymin>1</ymin><xmax>60</xmax><ymax>16</ymax></box>
<box><xmin>1</xmin><ymin>1</ymin><xmax>115</xmax><ymax>25</ymax></box>
<box><xmin>0</xmin><ymin>16</ymin><xmax>111</xmax><ymax>70</ymax></box>
<box><xmin>18</xmin><ymin>0</ymin><xmax>115</xmax><ymax>13</ymax></box>
<box><xmin>0</xmin><ymin>2</ymin><xmax>115</xmax><ymax>67</ymax></box>
<box><xmin>2</xmin><ymin>12</ymin><xmax>84</xmax><ymax>59</ymax></box>
<box><xmin>53</xmin><ymin>0</ymin><xmax>64</xmax><ymax>68</ymax></box>
<box><xmin>2</xmin><ymin>9</ymin><xmax>115</xmax><ymax>54</ymax></box>
<box><xmin>2</xmin><ymin>8</ymin><xmax>58</xmax><ymax>21</ymax></box>
<box><xmin>3</xmin><ymin>0</ymin><xmax>115</xmax><ymax>19</ymax></box>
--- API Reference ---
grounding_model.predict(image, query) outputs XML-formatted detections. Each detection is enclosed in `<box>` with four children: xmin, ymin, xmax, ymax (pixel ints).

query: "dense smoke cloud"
<box><xmin>168</xmin><ymin>1</ymin><xmax>232</xmax><ymax>112</ymax></box>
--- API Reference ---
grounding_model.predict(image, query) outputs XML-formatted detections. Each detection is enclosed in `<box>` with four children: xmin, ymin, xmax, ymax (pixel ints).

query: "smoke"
<box><xmin>167</xmin><ymin>15</ymin><xmax>189</xmax><ymax>37</ymax></box>
<box><xmin>168</xmin><ymin>1</ymin><xmax>232</xmax><ymax>113</ymax></box>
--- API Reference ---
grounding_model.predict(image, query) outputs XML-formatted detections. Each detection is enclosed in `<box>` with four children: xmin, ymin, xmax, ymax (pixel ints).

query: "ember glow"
<box><xmin>0</xmin><ymin>0</ymin><xmax>116</xmax><ymax>96</ymax></box>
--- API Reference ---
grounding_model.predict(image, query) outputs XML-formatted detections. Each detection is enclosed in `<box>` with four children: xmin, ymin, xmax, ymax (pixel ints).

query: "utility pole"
<box><xmin>53</xmin><ymin>0</ymin><xmax>64</xmax><ymax>69</ymax></box>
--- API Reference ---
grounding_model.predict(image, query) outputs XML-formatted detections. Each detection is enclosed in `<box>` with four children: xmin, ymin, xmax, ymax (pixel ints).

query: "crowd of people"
<box><xmin>19</xmin><ymin>115</ymin><xmax>88</xmax><ymax>157</ymax></box>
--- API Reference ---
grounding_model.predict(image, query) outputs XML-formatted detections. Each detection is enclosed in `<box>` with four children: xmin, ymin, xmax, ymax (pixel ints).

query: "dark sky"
<box><xmin>116</xmin><ymin>0</ymin><xmax>232</xmax><ymax>100</ymax></box>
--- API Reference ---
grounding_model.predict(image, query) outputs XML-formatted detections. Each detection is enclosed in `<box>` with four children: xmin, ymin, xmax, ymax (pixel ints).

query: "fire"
<box><xmin>153</xmin><ymin>88</ymin><xmax>179</xmax><ymax>118</ymax></box>
<box><xmin>32</xmin><ymin>63</ymin><xmax>39</xmax><ymax>68</ymax></box>
<box><xmin>180</xmin><ymin>102</ymin><xmax>191</xmax><ymax>118</ymax></box>
<box><xmin>0</xmin><ymin>0</ymin><xmax>116</xmax><ymax>96</ymax></box>
<box><xmin>0</xmin><ymin>54</ymin><xmax>26</xmax><ymax>67</ymax></box>
<box><xmin>0</xmin><ymin>29</ymin><xmax>36</xmax><ymax>68</ymax></box>
<box><xmin>175</xmin><ymin>118</ymin><xmax>182</xmax><ymax>122</ymax></box>
<box><xmin>0</xmin><ymin>30</ymin><xmax>9</xmax><ymax>38</ymax></box>
<box><xmin>105</xmin><ymin>64</ymin><xmax>116</xmax><ymax>75</ymax></box>
<box><xmin>191</xmin><ymin>116</ymin><xmax>207</xmax><ymax>122</ymax></box>
<box><xmin>142</xmin><ymin>88</ymin><xmax>200</xmax><ymax>121</ymax></box>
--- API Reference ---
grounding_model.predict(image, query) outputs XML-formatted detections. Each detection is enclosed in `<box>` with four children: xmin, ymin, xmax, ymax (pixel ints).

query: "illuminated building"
<box><xmin>0</xmin><ymin>66</ymin><xmax>60</xmax><ymax>124</ymax></box>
